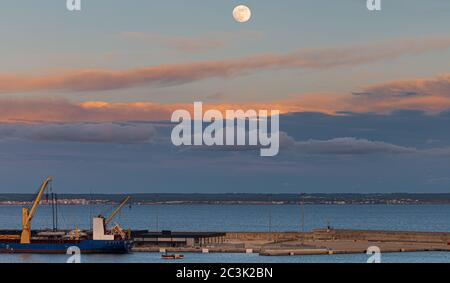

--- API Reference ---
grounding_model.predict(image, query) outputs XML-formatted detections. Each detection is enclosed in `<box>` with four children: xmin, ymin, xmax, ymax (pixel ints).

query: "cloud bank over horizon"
<box><xmin>2</xmin><ymin>110</ymin><xmax>450</xmax><ymax>193</ymax></box>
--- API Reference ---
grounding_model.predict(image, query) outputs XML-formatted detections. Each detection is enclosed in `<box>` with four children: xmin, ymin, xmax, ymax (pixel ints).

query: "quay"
<box><xmin>131</xmin><ymin>229</ymin><xmax>450</xmax><ymax>256</ymax></box>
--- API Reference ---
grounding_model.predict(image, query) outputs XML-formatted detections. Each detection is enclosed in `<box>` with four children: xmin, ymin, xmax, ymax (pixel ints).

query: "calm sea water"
<box><xmin>2</xmin><ymin>251</ymin><xmax>450</xmax><ymax>263</ymax></box>
<box><xmin>1</xmin><ymin>204</ymin><xmax>450</xmax><ymax>263</ymax></box>
<box><xmin>1</xmin><ymin>204</ymin><xmax>450</xmax><ymax>232</ymax></box>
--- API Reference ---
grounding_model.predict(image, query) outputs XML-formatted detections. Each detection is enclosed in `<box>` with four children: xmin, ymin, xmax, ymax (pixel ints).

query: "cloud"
<box><xmin>346</xmin><ymin>73</ymin><xmax>450</xmax><ymax>113</ymax></box>
<box><xmin>356</xmin><ymin>73</ymin><xmax>450</xmax><ymax>98</ymax></box>
<box><xmin>280</xmin><ymin>133</ymin><xmax>416</xmax><ymax>155</ymax></box>
<box><xmin>251</xmin><ymin>73</ymin><xmax>450</xmax><ymax>115</ymax></box>
<box><xmin>0</xmin><ymin>88</ymin><xmax>447</xmax><ymax>125</ymax></box>
<box><xmin>178</xmin><ymin>131</ymin><xmax>418</xmax><ymax>156</ymax></box>
<box><xmin>2</xmin><ymin>71</ymin><xmax>450</xmax><ymax>124</ymax></box>
<box><xmin>0</xmin><ymin>97</ymin><xmax>309</xmax><ymax>123</ymax></box>
<box><xmin>1</xmin><ymin>36</ymin><xmax>450</xmax><ymax>93</ymax></box>
<box><xmin>0</xmin><ymin>123</ymin><xmax>158</xmax><ymax>144</ymax></box>
<box><xmin>2</xmin><ymin>111</ymin><xmax>450</xmax><ymax>157</ymax></box>
<box><xmin>0</xmin><ymin>97</ymin><xmax>179</xmax><ymax>123</ymax></box>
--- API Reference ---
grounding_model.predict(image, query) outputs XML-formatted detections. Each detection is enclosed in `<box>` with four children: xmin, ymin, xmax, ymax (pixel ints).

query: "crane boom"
<box><xmin>20</xmin><ymin>176</ymin><xmax>53</xmax><ymax>244</ymax></box>
<box><xmin>105</xmin><ymin>196</ymin><xmax>131</xmax><ymax>226</ymax></box>
<box><xmin>28</xmin><ymin>177</ymin><xmax>53</xmax><ymax>222</ymax></box>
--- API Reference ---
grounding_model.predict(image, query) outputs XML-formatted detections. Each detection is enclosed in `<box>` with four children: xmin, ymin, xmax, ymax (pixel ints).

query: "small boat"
<box><xmin>162</xmin><ymin>253</ymin><xmax>184</xmax><ymax>260</ymax></box>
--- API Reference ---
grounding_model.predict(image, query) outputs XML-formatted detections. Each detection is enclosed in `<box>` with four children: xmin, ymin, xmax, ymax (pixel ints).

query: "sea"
<box><xmin>1</xmin><ymin>204</ymin><xmax>450</xmax><ymax>263</ymax></box>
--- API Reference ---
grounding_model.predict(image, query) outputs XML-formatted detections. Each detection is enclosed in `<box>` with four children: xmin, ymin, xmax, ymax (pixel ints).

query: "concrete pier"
<box><xmin>132</xmin><ymin>229</ymin><xmax>450</xmax><ymax>256</ymax></box>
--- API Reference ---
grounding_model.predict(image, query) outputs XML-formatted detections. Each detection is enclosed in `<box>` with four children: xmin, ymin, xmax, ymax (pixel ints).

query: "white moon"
<box><xmin>233</xmin><ymin>5</ymin><xmax>252</xmax><ymax>23</ymax></box>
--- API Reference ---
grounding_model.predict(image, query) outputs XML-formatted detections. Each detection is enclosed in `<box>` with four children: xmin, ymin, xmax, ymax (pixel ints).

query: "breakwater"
<box><xmin>132</xmin><ymin>229</ymin><xmax>450</xmax><ymax>256</ymax></box>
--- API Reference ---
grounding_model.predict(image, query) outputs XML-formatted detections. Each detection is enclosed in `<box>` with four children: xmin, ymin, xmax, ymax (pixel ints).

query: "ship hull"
<box><xmin>0</xmin><ymin>240</ymin><xmax>132</xmax><ymax>254</ymax></box>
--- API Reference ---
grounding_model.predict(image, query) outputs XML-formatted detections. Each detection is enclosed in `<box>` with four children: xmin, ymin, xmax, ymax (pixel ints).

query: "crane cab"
<box><xmin>93</xmin><ymin>217</ymin><xmax>115</xmax><ymax>240</ymax></box>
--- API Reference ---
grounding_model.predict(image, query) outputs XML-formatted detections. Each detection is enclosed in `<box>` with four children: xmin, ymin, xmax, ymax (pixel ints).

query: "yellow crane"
<box><xmin>96</xmin><ymin>196</ymin><xmax>131</xmax><ymax>240</ymax></box>
<box><xmin>100</xmin><ymin>196</ymin><xmax>131</xmax><ymax>226</ymax></box>
<box><xmin>20</xmin><ymin>177</ymin><xmax>53</xmax><ymax>244</ymax></box>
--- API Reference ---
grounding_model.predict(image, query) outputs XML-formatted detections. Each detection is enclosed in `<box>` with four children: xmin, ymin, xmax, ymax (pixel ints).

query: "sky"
<box><xmin>1</xmin><ymin>0</ymin><xmax>450</xmax><ymax>193</ymax></box>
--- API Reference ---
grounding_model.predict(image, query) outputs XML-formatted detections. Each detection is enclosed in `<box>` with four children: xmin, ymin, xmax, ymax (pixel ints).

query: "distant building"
<box><xmin>133</xmin><ymin>231</ymin><xmax>226</xmax><ymax>247</ymax></box>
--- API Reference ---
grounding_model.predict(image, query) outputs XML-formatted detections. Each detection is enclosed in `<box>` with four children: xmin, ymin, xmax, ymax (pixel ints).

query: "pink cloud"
<box><xmin>1</xmin><ymin>36</ymin><xmax>450</xmax><ymax>93</ymax></box>
<box><xmin>1</xmin><ymin>72</ymin><xmax>450</xmax><ymax>124</ymax></box>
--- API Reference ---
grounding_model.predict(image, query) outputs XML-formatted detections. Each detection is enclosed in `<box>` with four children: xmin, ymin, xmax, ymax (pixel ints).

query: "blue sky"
<box><xmin>0</xmin><ymin>1</ymin><xmax>450</xmax><ymax>193</ymax></box>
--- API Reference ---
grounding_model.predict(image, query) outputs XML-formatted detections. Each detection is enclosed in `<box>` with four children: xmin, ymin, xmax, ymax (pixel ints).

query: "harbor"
<box><xmin>2</xmin><ymin>177</ymin><xmax>450</xmax><ymax>260</ymax></box>
<box><xmin>2</xmin><ymin>228</ymin><xmax>450</xmax><ymax>258</ymax></box>
<box><xmin>130</xmin><ymin>229</ymin><xmax>450</xmax><ymax>257</ymax></box>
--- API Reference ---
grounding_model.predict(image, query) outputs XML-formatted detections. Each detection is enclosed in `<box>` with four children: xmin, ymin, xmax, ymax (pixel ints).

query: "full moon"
<box><xmin>233</xmin><ymin>5</ymin><xmax>252</xmax><ymax>23</ymax></box>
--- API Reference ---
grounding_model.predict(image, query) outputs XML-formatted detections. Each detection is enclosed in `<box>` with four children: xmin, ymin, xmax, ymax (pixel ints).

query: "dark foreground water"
<box><xmin>1</xmin><ymin>204</ymin><xmax>450</xmax><ymax>263</ymax></box>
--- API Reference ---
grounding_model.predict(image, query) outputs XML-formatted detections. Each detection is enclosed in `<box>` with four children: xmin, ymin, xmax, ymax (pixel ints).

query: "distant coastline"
<box><xmin>1</xmin><ymin>193</ymin><xmax>450</xmax><ymax>206</ymax></box>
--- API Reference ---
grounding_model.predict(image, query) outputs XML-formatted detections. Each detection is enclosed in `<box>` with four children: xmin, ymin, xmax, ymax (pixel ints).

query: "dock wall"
<box><xmin>312</xmin><ymin>229</ymin><xmax>450</xmax><ymax>243</ymax></box>
<box><xmin>225</xmin><ymin>232</ymin><xmax>313</xmax><ymax>242</ymax></box>
<box><xmin>225</xmin><ymin>229</ymin><xmax>450</xmax><ymax>244</ymax></box>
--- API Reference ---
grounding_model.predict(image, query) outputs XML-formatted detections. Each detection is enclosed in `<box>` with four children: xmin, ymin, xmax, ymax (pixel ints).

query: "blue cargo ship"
<box><xmin>0</xmin><ymin>177</ymin><xmax>133</xmax><ymax>254</ymax></box>
<box><xmin>0</xmin><ymin>239</ymin><xmax>132</xmax><ymax>254</ymax></box>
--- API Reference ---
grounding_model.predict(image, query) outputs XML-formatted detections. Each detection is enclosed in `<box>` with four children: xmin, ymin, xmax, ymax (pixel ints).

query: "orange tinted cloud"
<box><xmin>0</xmin><ymin>94</ymin><xmax>445</xmax><ymax>124</ymax></box>
<box><xmin>1</xmin><ymin>73</ymin><xmax>450</xmax><ymax>123</ymax></box>
<box><xmin>355</xmin><ymin>73</ymin><xmax>450</xmax><ymax>98</ymax></box>
<box><xmin>347</xmin><ymin>73</ymin><xmax>450</xmax><ymax>113</ymax></box>
<box><xmin>0</xmin><ymin>97</ymin><xmax>301</xmax><ymax>123</ymax></box>
<box><xmin>0</xmin><ymin>97</ymin><xmax>180</xmax><ymax>123</ymax></box>
<box><xmin>1</xmin><ymin>37</ymin><xmax>450</xmax><ymax>93</ymax></box>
